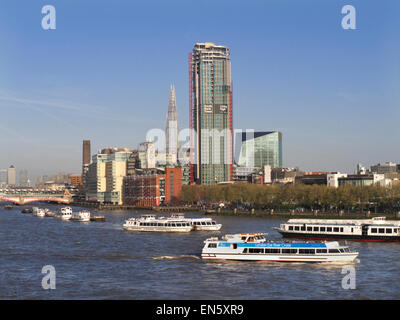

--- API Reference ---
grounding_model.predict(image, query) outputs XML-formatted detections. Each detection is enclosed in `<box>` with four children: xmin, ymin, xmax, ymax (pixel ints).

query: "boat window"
<box><xmin>371</xmin><ymin>228</ymin><xmax>377</xmax><ymax>233</ymax></box>
<box><xmin>265</xmin><ymin>249</ymin><xmax>280</xmax><ymax>254</ymax></box>
<box><xmin>208</xmin><ymin>243</ymin><xmax>217</xmax><ymax>248</ymax></box>
<box><xmin>176</xmin><ymin>223</ymin><xmax>181</xmax><ymax>227</ymax></box>
<box><xmin>351</xmin><ymin>228</ymin><xmax>354</xmax><ymax>233</ymax></box>
<box><xmin>171</xmin><ymin>223</ymin><xmax>176</xmax><ymax>227</ymax></box>
<box><xmin>320</xmin><ymin>227</ymin><xmax>326</xmax><ymax>232</ymax></box>
<box><xmin>386</xmin><ymin>228</ymin><xmax>392</xmax><ymax>234</ymax></box>
<box><xmin>212</xmin><ymin>221</ymin><xmax>216</xmax><ymax>225</ymax></box>
<box><xmin>206</xmin><ymin>222</ymin><xmax>211</xmax><ymax>225</ymax></box>
<box><xmin>299</xmin><ymin>249</ymin><xmax>315</xmax><ymax>255</ymax></box>
<box><xmin>294</xmin><ymin>226</ymin><xmax>300</xmax><ymax>231</ymax></box>
<box><xmin>282</xmin><ymin>249</ymin><xmax>297</xmax><ymax>254</ymax></box>
<box><xmin>340</xmin><ymin>228</ymin><xmax>344</xmax><ymax>232</ymax></box>
<box><xmin>243</xmin><ymin>248</ymin><xmax>248</xmax><ymax>253</ymax></box>
<box><xmin>316</xmin><ymin>249</ymin><xmax>327</xmax><ymax>254</ymax></box>
<box><xmin>241</xmin><ymin>237</ymin><xmax>247</xmax><ymax>241</ymax></box>
<box><xmin>201</xmin><ymin>222</ymin><xmax>206</xmax><ymax>225</ymax></box>
<box><xmin>328</xmin><ymin>249</ymin><xmax>340</xmax><ymax>253</ymax></box>
<box><xmin>327</xmin><ymin>227</ymin><xmax>332</xmax><ymax>232</ymax></box>
<box><xmin>307</xmin><ymin>227</ymin><xmax>312</xmax><ymax>231</ymax></box>
<box><xmin>313</xmin><ymin>227</ymin><xmax>319</xmax><ymax>232</ymax></box>
<box><xmin>334</xmin><ymin>227</ymin><xmax>339</xmax><ymax>232</ymax></box>
<box><xmin>289</xmin><ymin>226</ymin><xmax>293</xmax><ymax>231</ymax></box>
<box><xmin>249</xmin><ymin>248</ymin><xmax>263</xmax><ymax>254</ymax></box>
<box><xmin>301</xmin><ymin>226</ymin><xmax>306</xmax><ymax>231</ymax></box>
<box><xmin>379</xmin><ymin>228</ymin><xmax>385</xmax><ymax>234</ymax></box>
<box><xmin>248</xmin><ymin>237</ymin><xmax>254</xmax><ymax>242</ymax></box>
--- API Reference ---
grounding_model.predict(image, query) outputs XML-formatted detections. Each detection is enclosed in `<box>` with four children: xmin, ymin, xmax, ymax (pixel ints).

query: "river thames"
<box><xmin>1</xmin><ymin>205</ymin><xmax>399</xmax><ymax>299</ymax></box>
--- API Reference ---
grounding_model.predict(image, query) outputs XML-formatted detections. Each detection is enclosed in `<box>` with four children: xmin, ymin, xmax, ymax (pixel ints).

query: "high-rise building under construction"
<box><xmin>189</xmin><ymin>42</ymin><xmax>233</xmax><ymax>185</ymax></box>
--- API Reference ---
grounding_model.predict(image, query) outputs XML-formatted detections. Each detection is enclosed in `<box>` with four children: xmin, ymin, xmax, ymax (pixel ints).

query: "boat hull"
<box><xmin>201</xmin><ymin>252</ymin><xmax>358</xmax><ymax>263</ymax></box>
<box><xmin>123</xmin><ymin>226</ymin><xmax>193</xmax><ymax>233</ymax></box>
<box><xmin>278</xmin><ymin>230</ymin><xmax>400</xmax><ymax>242</ymax></box>
<box><xmin>193</xmin><ymin>225</ymin><xmax>222</xmax><ymax>231</ymax></box>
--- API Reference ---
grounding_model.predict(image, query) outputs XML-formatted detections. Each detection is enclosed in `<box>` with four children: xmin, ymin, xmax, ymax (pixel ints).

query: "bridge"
<box><xmin>0</xmin><ymin>189</ymin><xmax>72</xmax><ymax>205</ymax></box>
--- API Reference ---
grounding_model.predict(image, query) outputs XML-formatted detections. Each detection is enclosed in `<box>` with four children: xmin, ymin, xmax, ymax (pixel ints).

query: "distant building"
<box><xmin>370</xmin><ymin>162</ymin><xmax>397</xmax><ymax>174</ymax></box>
<box><xmin>271</xmin><ymin>167</ymin><xmax>300</xmax><ymax>184</ymax></box>
<box><xmin>7</xmin><ymin>165</ymin><xmax>16</xmax><ymax>186</ymax></box>
<box><xmin>0</xmin><ymin>169</ymin><xmax>7</xmax><ymax>187</ymax></box>
<box><xmin>236</xmin><ymin>131</ymin><xmax>282</xmax><ymax>169</ymax></box>
<box><xmin>295</xmin><ymin>172</ymin><xmax>328</xmax><ymax>185</ymax></box>
<box><xmin>68</xmin><ymin>174</ymin><xmax>82</xmax><ymax>187</ymax></box>
<box><xmin>327</xmin><ymin>172</ymin><xmax>348</xmax><ymax>188</ymax></box>
<box><xmin>19</xmin><ymin>170</ymin><xmax>29</xmax><ymax>187</ymax></box>
<box><xmin>338</xmin><ymin>174</ymin><xmax>385</xmax><ymax>187</ymax></box>
<box><xmin>138</xmin><ymin>142</ymin><xmax>156</xmax><ymax>169</ymax></box>
<box><xmin>82</xmin><ymin>140</ymin><xmax>91</xmax><ymax>186</ymax></box>
<box><xmin>85</xmin><ymin>148</ymin><xmax>132</xmax><ymax>204</ymax></box>
<box><xmin>165</xmin><ymin>85</ymin><xmax>179</xmax><ymax>165</ymax></box>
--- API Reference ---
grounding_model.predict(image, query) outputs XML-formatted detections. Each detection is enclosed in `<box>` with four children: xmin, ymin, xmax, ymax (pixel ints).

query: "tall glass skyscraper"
<box><xmin>236</xmin><ymin>131</ymin><xmax>282</xmax><ymax>168</ymax></box>
<box><xmin>189</xmin><ymin>42</ymin><xmax>233</xmax><ymax>185</ymax></box>
<box><xmin>165</xmin><ymin>85</ymin><xmax>178</xmax><ymax>164</ymax></box>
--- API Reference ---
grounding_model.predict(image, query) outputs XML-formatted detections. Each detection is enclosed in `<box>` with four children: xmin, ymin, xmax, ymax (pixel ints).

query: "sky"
<box><xmin>0</xmin><ymin>0</ymin><xmax>399</xmax><ymax>181</ymax></box>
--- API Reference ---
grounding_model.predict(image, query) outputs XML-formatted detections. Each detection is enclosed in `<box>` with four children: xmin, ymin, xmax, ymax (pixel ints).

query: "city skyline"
<box><xmin>0</xmin><ymin>0</ymin><xmax>399</xmax><ymax>179</ymax></box>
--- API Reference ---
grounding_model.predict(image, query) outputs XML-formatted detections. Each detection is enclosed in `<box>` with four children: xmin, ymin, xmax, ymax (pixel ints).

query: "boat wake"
<box><xmin>153</xmin><ymin>255</ymin><xmax>200</xmax><ymax>260</ymax></box>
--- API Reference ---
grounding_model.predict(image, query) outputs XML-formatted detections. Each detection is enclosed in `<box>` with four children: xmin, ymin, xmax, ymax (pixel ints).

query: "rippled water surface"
<box><xmin>1</xmin><ymin>205</ymin><xmax>400</xmax><ymax>299</ymax></box>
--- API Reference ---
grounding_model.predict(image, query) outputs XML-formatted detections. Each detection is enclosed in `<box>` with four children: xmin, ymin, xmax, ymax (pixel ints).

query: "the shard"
<box><xmin>165</xmin><ymin>85</ymin><xmax>178</xmax><ymax>164</ymax></box>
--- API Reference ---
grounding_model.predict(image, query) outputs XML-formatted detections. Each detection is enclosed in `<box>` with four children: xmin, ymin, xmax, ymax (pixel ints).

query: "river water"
<box><xmin>1</xmin><ymin>205</ymin><xmax>399</xmax><ymax>300</ymax></box>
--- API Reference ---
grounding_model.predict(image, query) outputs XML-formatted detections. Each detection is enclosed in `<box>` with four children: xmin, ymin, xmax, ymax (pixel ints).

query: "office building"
<box><xmin>7</xmin><ymin>165</ymin><xmax>16</xmax><ymax>186</ymax></box>
<box><xmin>82</xmin><ymin>140</ymin><xmax>91</xmax><ymax>186</ymax></box>
<box><xmin>236</xmin><ymin>131</ymin><xmax>282</xmax><ymax>168</ymax></box>
<box><xmin>19</xmin><ymin>170</ymin><xmax>29</xmax><ymax>187</ymax></box>
<box><xmin>189</xmin><ymin>42</ymin><xmax>233</xmax><ymax>185</ymax></box>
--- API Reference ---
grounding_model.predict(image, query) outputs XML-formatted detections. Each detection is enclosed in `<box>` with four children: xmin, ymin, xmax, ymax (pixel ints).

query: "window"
<box><xmin>208</xmin><ymin>243</ymin><xmax>217</xmax><ymax>248</ymax></box>
<box><xmin>313</xmin><ymin>227</ymin><xmax>319</xmax><ymax>232</ymax></box>
<box><xmin>265</xmin><ymin>249</ymin><xmax>280</xmax><ymax>254</ymax></box>
<box><xmin>327</xmin><ymin>227</ymin><xmax>332</xmax><ymax>232</ymax></box>
<box><xmin>249</xmin><ymin>248</ymin><xmax>264</xmax><ymax>254</ymax></box>
<box><xmin>334</xmin><ymin>227</ymin><xmax>339</xmax><ymax>232</ymax></box>
<box><xmin>294</xmin><ymin>226</ymin><xmax>300</xmax><ymax>231</ymax></box>
<box><xmin>282</xmin><ymin>249</ymin><xmax>297</xmax><ymax>254</ymax></box>
<box><xmin>307</xmin><ymin>227</ymin><xmax>312</xmax><ymax>231</ymax></box>
<box><xmin>371</xmin><ymin>228</ymin><xmax>377</xmax><ymax>233</ymax></box>
<box><xmin>386</xmin><ymin>228</ymin><xmax>392</xmax><ymax>234</ymax></box>
<box><xmin>379</xmin><ymin>228</ymin><xmax>385</xmax><ymax>234</ymax></box>
<box><xmin>340</xmin><ymin>228</ymin><xmax>344</xmax><ymax>232</ymax></box>
<box><xmin>316</xmin><ymin>249</ymin><xmax>327</xmax><ymax>254</ymax></box>
<box><xmin>320</xmin><ymin>227</ymin><xmax>326</xmax><ymax>232</ymax></box>
<box><xmin>328</xmin><ymin>249</ymin><xmax>340</xmax><ymax>253</ymax></box>
<box><xmin>243</xmin><ymin>248</ymin><xmax>248</xmax><ymax>253</ymax></box>
<box><xmin>301</xmin><ymin>226</ymin><xmax>306</xmax><ymax>231</ymax></box>
<box><xmin>289</xmin><ymin>226</ymin><xmax>293</xmax><ymax>231</ymax></box>
<box><xmin>299</xmin><ymin>249</ymin><xmax>315</xmax><ymax>254</ymax></box>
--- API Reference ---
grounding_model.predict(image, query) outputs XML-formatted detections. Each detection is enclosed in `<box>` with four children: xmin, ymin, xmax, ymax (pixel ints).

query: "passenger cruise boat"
<box><xmin>33</xmin><ymin>208</ymin><xmax>46</xmax><ymax>217</ymax></box>
<box><xmin>123</xmin><ymin>214</ymin><xmax>193</xmax><ymax>233</ymax></box>
<box><xmin>71</xmin><ymin>210</ymin><xmax>91</xmax><ymax>222</ymax></box>
<box><xmin>170</xmin><ymin>214</ymin><xmax>222</xmax><ymax>231</ymax></box>
<box><xmin>201</xmin><ymin>233</ymin><xmax>359</xmax><ymax>263</ymax></box>
<box><xmin>56</xmin><ymin>207</ymin><xmax>73</xmax><ymax>220</ymax></box>
<box><xmin>276</xmin><ymin>217</ymin><xmax>400</xmax><ymax>241</ymax></box>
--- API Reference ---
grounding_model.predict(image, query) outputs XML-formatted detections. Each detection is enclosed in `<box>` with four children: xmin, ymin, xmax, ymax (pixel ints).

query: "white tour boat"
<box><xmin>276</xmin><ymin>217</ymin><xmax>400</xmax><ymax>242</ymax></box>
<box><xmin>201</xmin><ymin>233</ymin><xmax>359</xmax><ymax>263</ymax></box>
<box><xmin>123</xmin><ymin>214</ymin><xmax>193</xmax><ymax>232</ymax></box>
<box><xmin>56</xmin><ymin>207</ymin><xmax>73</xmax><ymax>220</ymax></box>
<box><xmin>71</xmin><ymin>210</ymin><xmax>91</xmax><ymax>222</ymax></box>
<box><xmin>170</xmin><ymin>214</ymin><xmax>222</xmax><ymax>231</ymax></box>
<box><xmin>33</xmin><ymin>208</ymin><xmax>46</xmax><ymax>217</ymax></box>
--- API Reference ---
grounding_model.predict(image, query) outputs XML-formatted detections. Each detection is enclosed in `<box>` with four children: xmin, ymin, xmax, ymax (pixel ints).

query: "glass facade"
<box><xmin>237</xmin><ymin>131</ymin><xmax>282</xmax><ymax>168</ymax></box>
<box><xmin>191</xmin><ymin>43</ymin><xmax>233</xmax><ymax>185</ymax></box>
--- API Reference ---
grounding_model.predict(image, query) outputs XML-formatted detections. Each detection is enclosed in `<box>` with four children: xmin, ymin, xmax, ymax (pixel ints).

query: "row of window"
<box><xmin>240</xmin><ymin>248</ymin><xmax>348</xmax><ymax>254</ymax></box>
<box><xmin>139</xmin><ymin>222</ymin><xmax>191</xmax><ymax>227</ymax></box>
<box><xmin>370</xmin><ymin>228</ymin><xmax>398</xmax><ymax>234</ymax></box>
<box><xmin>288</xmin><ymin>225</ymin><xmax>344</xmax><ymax>233</ymax></box>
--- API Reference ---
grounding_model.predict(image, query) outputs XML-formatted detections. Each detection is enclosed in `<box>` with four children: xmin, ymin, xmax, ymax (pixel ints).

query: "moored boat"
<box><xmin>56</xmin><ymin>207</ymin><xmax>73</xmax><ymax>220</ymax></box>
<box><xmin>276</xmin><ymin>217</ymin><xmax>400</xmax><ymax>242</ymax></box>
<box><xmin>201</xmin><ymin>233</ymin><xmax>359</xmax><ymax>263</ymax></box>
<box><xmin>123</xmin><ymin>214</ymin><xmax>193</xmax><ymax>232</ymax></box>
<box><xmin>71</xmin><ymin>210</ymin><xmax>91</xmax><ymax>222</ymax></box>
<box><xmin>33</xmin><ymin>208</ymin><xmax>46</xmax><ymax>217</ymax></box>
<box><xmin>45</xmin><ymin>210</ymin><xmax>55</xmax><ymax>217</ymax></box>
<box><xmin>21</xmin><ymin>208</ymin><xmax>33</xmax><ymax>214</ymax></box>
<box><xmin>4</xmin><ymin>205</ymin><xmax>13</xmax><ymax>210</ymax></box>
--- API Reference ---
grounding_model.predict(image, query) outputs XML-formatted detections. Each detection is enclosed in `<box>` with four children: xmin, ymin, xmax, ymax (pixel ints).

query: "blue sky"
<box><xmin>0</xmin><ymin>0</ymin><xmax>399</xmax><ymax>180</ymax></box>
